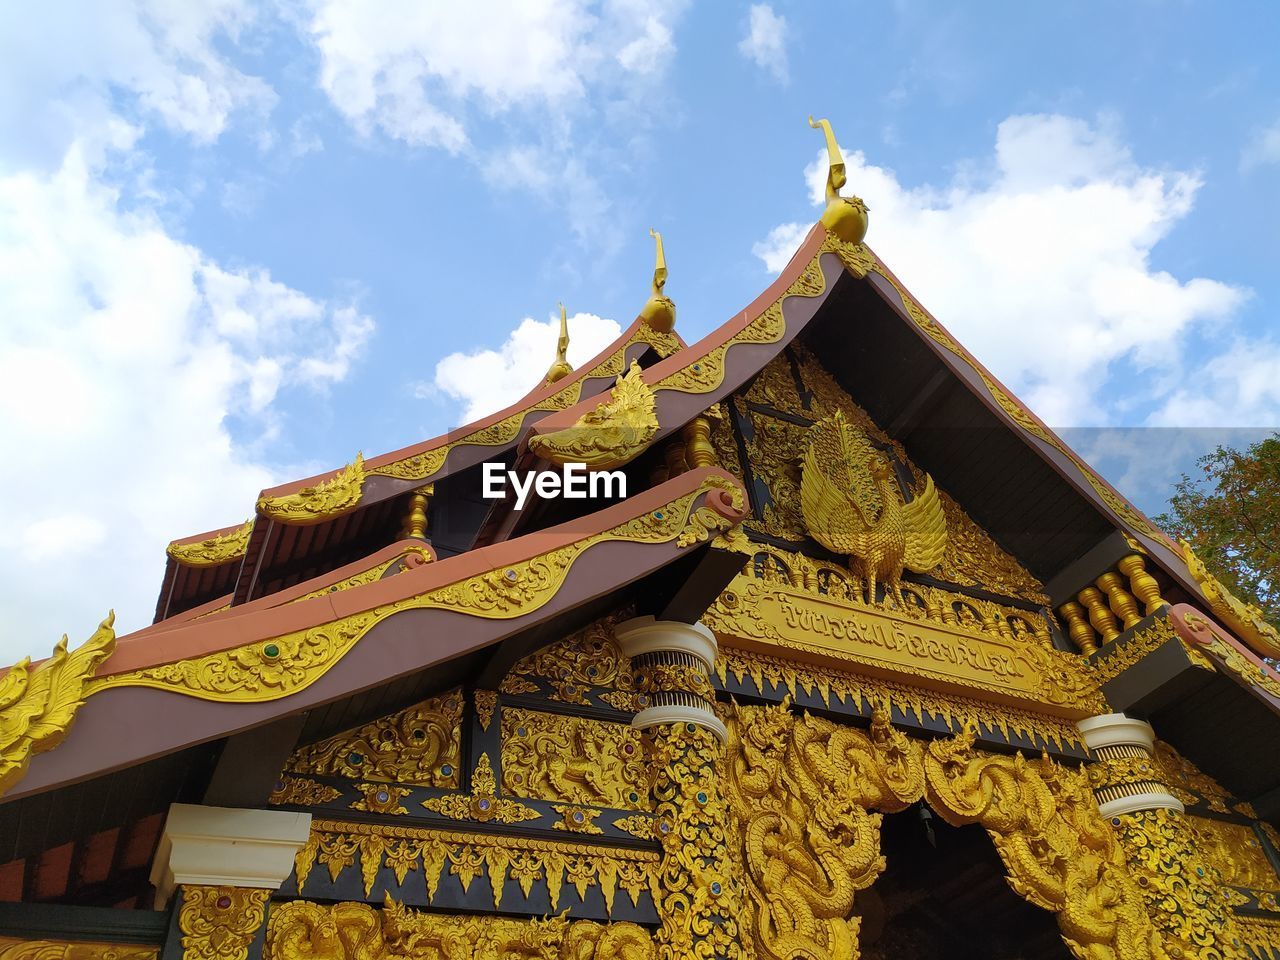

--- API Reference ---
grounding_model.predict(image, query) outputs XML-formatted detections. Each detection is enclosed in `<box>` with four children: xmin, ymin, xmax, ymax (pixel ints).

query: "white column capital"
<box><xmin>1077</xmin><ymin>712</ymin><xmax>1156</xmax><ymax>754</ymax></box>
<box><xmin>150</xmin><ymin>803</ymin><xmax>312</xmax><ymax>908</ymax></box>
<box><xmin>614</xmin><ymin>615</ymin><xmax>718</xmax><ymax>669</ymax></box>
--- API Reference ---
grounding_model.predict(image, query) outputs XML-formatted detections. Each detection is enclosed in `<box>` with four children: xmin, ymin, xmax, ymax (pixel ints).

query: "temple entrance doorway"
<box><xmin>855</xmin><ymin>802</ymin><xmax>1072</xmax><ymax>959</ymax></box>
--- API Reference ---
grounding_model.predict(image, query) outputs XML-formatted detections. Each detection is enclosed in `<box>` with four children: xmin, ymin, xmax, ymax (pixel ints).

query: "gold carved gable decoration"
<box><xmin>734</xmin><ymin>344</ymin><xmax>1047</xmax><ymax>604</ymax></box>
<box><xmin>800</xmin><ymin>410</ymin><xmax>946</xmax><ymax>604</ymax></box>
<box><xmin>283</xmin><ymin>688</ymin><xmax>463</xmax><ymax>788</ymax></box>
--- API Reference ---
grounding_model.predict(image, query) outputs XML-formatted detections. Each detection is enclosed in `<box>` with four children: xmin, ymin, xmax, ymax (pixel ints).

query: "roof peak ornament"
<box><xmin>808</xmin><ymin>115</ymin><xmax>869</xmax><ymax>246</ymax></box>
<box><xmin>639</xmin><ymin>228</ymin><xmax>676</xmax><ymax>333</ymax></box>
<box><xmin>544</xmin><ymin>302</ymin><xmax>574</xmax><ymax>386</ymax></box>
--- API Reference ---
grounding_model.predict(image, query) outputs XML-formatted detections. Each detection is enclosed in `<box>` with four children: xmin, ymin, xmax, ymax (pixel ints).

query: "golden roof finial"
<box><xmin>808</xmin><ymin>115</ymin><xmax>868</xmax><ymax>245</ymax></box>
<box><xmin>543</xmin><ymin>302</ymin><xmax>573</xmax><ymax>386</ymax></box>
<box><xmin>639</xmin><ymin>228</ymin><xmax>676</xmax><ymax>333</ymax></box>
<box><xmin>808</xmin><ymin>115</ymin><xmax>847</xmax><ymax>202</ymax></box>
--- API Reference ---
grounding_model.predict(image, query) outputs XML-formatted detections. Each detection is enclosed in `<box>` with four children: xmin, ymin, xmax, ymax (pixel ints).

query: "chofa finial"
<box><xmin>808</xmin><ymin>115</ymin><xmax>868</xmax><ymax>245</ymax></box>
<box><xmin>639</xmin><ymin>228</ymin><xmax>676</xmax><ymax>333</ymax></box>
<box><xmin>543</xmin><ymin>302</ymin><xmax>573</xmax><ymax>386</ymax></box>
<box><xmin>808</xmin><ymin>116</ymin><xmax>846</xmax><ymax>202</ymax></box>
<box><xmin>649</xmin><ymin>228</ymin><xmax>667</xmax><ymax>296</ymax></box>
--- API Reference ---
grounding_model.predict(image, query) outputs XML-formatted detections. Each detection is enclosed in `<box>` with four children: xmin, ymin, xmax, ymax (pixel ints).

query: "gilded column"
<box><xmin>615</xmin><ymin>616</ymin><xmax>741</xmax><ymax>960</ymax></box>
<box><xmin>1078</xmin><ymin>714</ymin><xmax>1247</xmax><ymax>960</ymax></box>
<box><xmin>150</xmin><ymin>804</ymin><xmax>312</xmax><ymax>960</ymax></box>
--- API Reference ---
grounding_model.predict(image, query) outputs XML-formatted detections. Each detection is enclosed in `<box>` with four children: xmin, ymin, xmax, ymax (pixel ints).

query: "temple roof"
<box><xmin>6</xmin><ymin>143</ymin><xmax>1280</xmax><ymax>846</ymax></box>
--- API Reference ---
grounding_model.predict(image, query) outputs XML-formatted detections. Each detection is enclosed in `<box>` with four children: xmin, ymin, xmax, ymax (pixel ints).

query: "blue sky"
<box><xmin>1</xmin><ymin>1</ymin><xmax>1277</xmax><ymax>657</ymax></box>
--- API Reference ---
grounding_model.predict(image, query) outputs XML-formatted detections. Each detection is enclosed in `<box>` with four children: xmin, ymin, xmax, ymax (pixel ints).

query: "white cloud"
<box><xmin>753</xmin><ymin>114</ymin><xmax>1265</xmax><ymax>428</ymax></box>
<box><xmin>0</xmin><ymin>1</ymin><xmax>274</xmax><ymax>169</ymax></box>
<box><xmin>303</xmin><ymin>0</ymin><xmax>684</xmax><ymax>149</ymax></box>
<box><xmin>298</xmin><ymin>0</ymin><xmax>688</xmax><ymax>246</ymax></box>
<box><xmin>0</xmin><ymin>143</ymin><xmax>374</xmax><ymax>663</ymax></box>
<box><xmin>433</xmin><ymin>311</ymin><xmax>622</xmax><ymax>423</ymax></box>
<box><xmin>738</xmin><ymin>4</ymin><xmax>790</xmax><ymax>83</ymax></box>
<box><xmin>752</xmin><ymin>222</ymin><xmax>810</xmax><ymax>273</ymax></box>
<box><xmin>1242</xmin><ymin>120</ymin><xmax>1280</xmax><ymax>171</ymax></box>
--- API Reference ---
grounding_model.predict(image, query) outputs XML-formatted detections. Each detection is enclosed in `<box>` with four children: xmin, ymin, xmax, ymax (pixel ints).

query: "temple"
<box><xmin>4</xmin><ymin>119</ymin><xmax>1280</xmax><ymax>960</ymax></box>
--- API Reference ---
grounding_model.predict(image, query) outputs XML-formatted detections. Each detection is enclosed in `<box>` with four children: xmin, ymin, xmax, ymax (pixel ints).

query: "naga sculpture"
<box><xmin>800</xmin><ymin>410</ymin><xmax>946</xmax><ymax>604</ymax></box>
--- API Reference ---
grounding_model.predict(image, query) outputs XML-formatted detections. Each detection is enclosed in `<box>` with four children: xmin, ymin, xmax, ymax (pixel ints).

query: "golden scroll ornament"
<box><xmin>0</xmin><ymin>941</ymin><xmax>156</xmax><ymax>960</ymax></box>
<box><xmin>87</xmin><ymin>474</ymin><xmax>739</xmax><ymax>706</ymax></box>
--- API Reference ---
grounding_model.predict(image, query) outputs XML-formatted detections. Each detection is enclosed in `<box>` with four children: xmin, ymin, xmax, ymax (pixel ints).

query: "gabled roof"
<box><xmin>6</xmin><ymin>166</ymin><xmax>1279</xmax><ymax>812</ymax></box>
<box><xmin>156</xmin><ymin>318</ymin><xmax>683</xmax><ymax>617</ymax></box>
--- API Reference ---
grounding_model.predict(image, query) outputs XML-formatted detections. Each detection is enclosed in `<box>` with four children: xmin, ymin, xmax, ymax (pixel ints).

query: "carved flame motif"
<box><xmin>800</xmin><ymin>411</ymin><xmax>946</xmax><ymax>604</ymax></box>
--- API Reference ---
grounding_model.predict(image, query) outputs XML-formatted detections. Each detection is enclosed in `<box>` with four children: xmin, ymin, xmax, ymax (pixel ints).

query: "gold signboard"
<box><xmin>705</xmin><ymin>579</ymin><xmax>1100</xmax><ymax>718</ymax></box>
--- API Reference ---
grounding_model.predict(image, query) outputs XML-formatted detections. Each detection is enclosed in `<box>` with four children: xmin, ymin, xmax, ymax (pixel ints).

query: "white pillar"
<box><xmin>149</xmin><ymin>803</ymin><xmax>313</xmax><ymax>908</ymax></box>
<box><xmin>1077</xmin><ymin>712</ymin><xmax>1184</xmax><ymax>817</ymax></box>
<box><xmin>615</xmin><ymin>615</ymin><xmax>726</xmax><ymax>741</ymax></box>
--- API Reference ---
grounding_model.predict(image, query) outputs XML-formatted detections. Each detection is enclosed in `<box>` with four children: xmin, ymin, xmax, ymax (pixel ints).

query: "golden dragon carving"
<box><xmin>0</xmin><ymin>613</ymin><xmax>116</xmax><ymax>797</ymax></box>
<box><xmin>528</xmin><ymin>360</ymin><xmax>659</xmax><ymax>470</ymax></box>
<box><xmin>800</xmin><ymin>410</ymin><xmax>946</xmax><ymax>604</ymax></box>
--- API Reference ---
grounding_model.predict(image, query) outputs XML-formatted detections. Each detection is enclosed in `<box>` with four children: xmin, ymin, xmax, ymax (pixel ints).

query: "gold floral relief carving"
<box><xmin>422</xmin><ymin>753</ymin><xmax>539</xmax><ymax>825</ymax></box>
<box><xmin>1110</xmin><ymin>809</ymin><xmax>1247</xmax><ymax>959</ymax></box>
<box><xmin>922</xmin><ymin>729</ymin><xmax>1161</xmax><ymax>960</ymax></box>
<box><xmin>265</xmin><ymin>898</ymin><xmax>654</xmax><ymax>960</ymax></box>
<box><xmin>270</xmin><ymin>776</ymin><xmax>343</xmax><ymax>807</ymax></box>
<box><xmin>500</xmin><ymin>617</ymin><xmax>637</xmax><ymax>708</ymax></box>
<box><xmin>0</xmin><ymin>940</ymin><xmax>157</xmax><ymax>960</ymax></box>
<box><xmin>645</xmin><ymin>721</ymin><xmax>742</xmax><ymax>960</ymax></box>
<box><xmin>722</xmin><ymin>701</ymin><xmax>925</xmax><ymax>960</ymax></box>
<box><xmin>501</xmin><ymin>707</ymin><xmax>648</xmax><ymax>810</ymax></box>
<box><xmin>284</xmin><ymin>688</ymin><xmax>463</xmax><ymax>787</ymax></box>
<box><xmin>1155</xmin><ymin>740</ymin><xmax>1236</xmax><ymax>813</ymax></box>
<box><xmin>1190</xmin><ymin>815</ymin><xmax>1280</xmax><ymax>891</ymax></box>
<box><xmin>178</xmin><ymin>885</ymin><xmax>270</xmax><ymax>960</ymax></box>
<box><xmin>528</xmin><ymin>361</ymin><xmax>659</xmax><ymax>470</ymax></box>
<box><xmin>297</xmin><ymin>819</ymin><xmax>658</xmax><ymax>912</ymax></box>
<box><xmin>258</xmin><ymin>455</ymin><xmax>367</xmax><ymax>525</ymax></box>
<box><xmin>351</xmin><ymin>782</ymin><xmax>411</xmax><ymax>815</ymax></box>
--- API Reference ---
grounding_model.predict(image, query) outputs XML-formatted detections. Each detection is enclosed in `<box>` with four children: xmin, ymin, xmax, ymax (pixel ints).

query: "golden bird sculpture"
<box><xmin>800</xmin><ymin>410</ymin><xmax>947</xmax><ymax>605</ymax></box>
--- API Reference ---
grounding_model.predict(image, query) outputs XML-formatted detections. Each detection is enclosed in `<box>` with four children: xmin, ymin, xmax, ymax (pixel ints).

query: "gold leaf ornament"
<box><xmin>0</xmin><ymin>613</ymin><xmax>116</xmax><ymax>798</ymax></box>
<box><xmin>528</xmin><ymin>360</ymin><xmax>659</xmax><ymax>470</ymax></box>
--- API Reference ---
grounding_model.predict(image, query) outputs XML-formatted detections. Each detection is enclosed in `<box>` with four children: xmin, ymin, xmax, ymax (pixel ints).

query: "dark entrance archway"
<box><xmin>856</xmin><ymin>803</ymin><xmax>1071</xmax><ymax>959</ymax></box>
